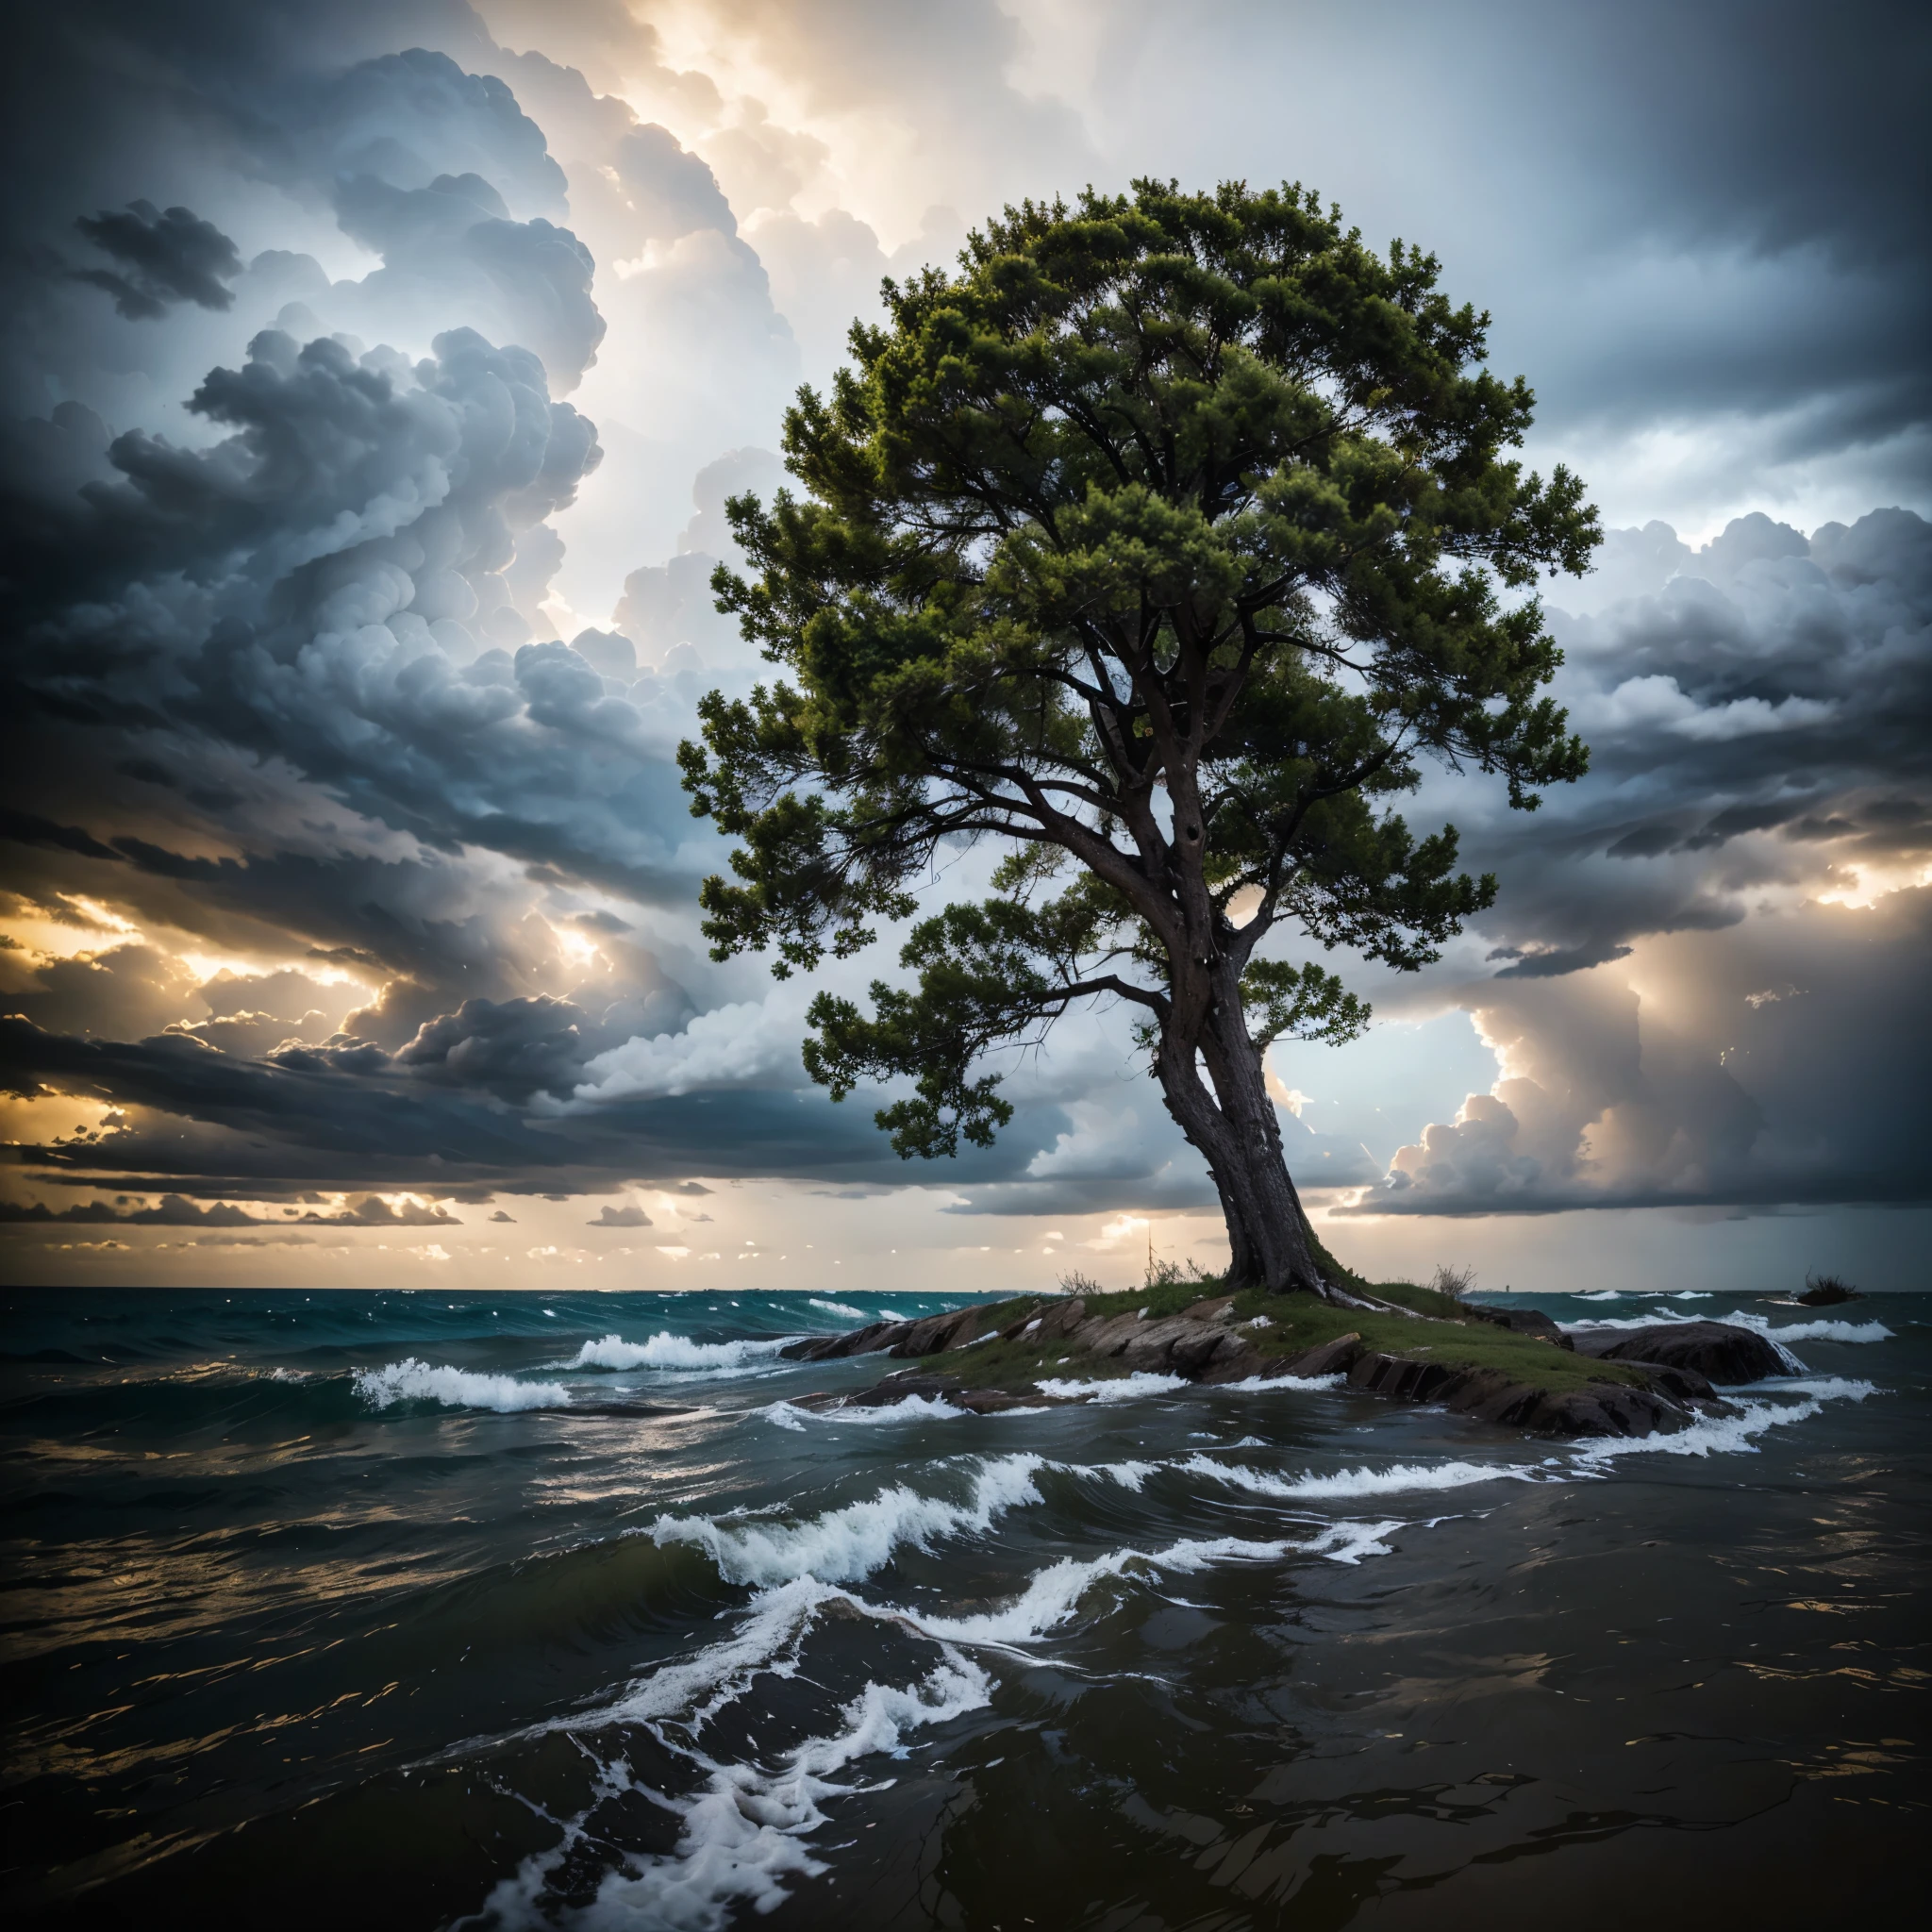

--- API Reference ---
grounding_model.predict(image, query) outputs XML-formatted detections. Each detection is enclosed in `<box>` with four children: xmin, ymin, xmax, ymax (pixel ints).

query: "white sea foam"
<box><xmin>1221</xmin><ymin>1372</ymin><xmax>1347</xmax><ymax>1392</ymax></box>
<box><xmin>352</xmin><ymin>1358</ymin><xmax>570</xmax><ymax>1412</ymax></box>
<box><xmin>1180</xmin><ymin>1455</ymin><xmax>1542</xmax><ymax>1500</ymax></box>
<box><xmin>1036</xmin><ymin>1372</ymin><xmax>1190</xmax><ymax>1403</ymax></box>
<box><xmin>806</xmin><ymin>1298</ymin><xmax>867</xmax><ymax>1321</ymax></box>
<box><xmin>649</xmin><ymin>1455</ymin><xmax>1048</xmax><ymax>1588</ymax></box>
<box><xmin>576</xmin><ymin>1575</ymin><xmax>839</xmax><ymax>1732</ymax></box>
<box><xmin>567</xmin><ymin>1331</ymin><xmax>789</xmax><ymax>1373</ymax></box>
<box><xmin>787</xmin><ymin>1393</ymin><xmax>973</xmax><ymax>1425</ymax></box>
<box><xmin>1562</xmin><ymin>1308</ymin><xmax>1889</xmax><ymax>1344</ymax></box>
<box><xmin>509</xmin><ymin>1654</ymin><xmax>991</xmax><ymax>1932</ymax></box>
<box><xmin>1729</xmin><ymin>1313</ymin><xmax>1892</xmax><ymax>1344</ymax></box>
<box><xmin>891</xmin><ymin>1520</ymin><xmax>1405</xmax><ymax>1648</ymax></box>
<box><xmin>1573</xmin><ymin>1377</ymin><xmax>1875</xmax><ymax>1464</ymax></box>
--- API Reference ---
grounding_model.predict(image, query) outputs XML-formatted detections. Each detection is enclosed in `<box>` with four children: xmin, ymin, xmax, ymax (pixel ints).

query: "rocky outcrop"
<box><xmin>785</xmin><ymin>1297</ymin><xmax>1773</xmax><ymax>1440</ymax></box>
<box><xmin>1459</xmin><ymin>1304</ymin><xmax>1574</xmax><ymax>1348</ymax></box>
<box><xmin>1279</xmin><ymin>1332</ymin><xmax>1363</xmax><ymax>1379</ymax></box>
<box><xmin>845</xmin><ymin>1370</ymin><xmax>1047</xmax><ymax>1415</ymax></box>
<box><xmin>1570</xmin><ymin>1320</ymin><xmax>1792</xmax><ymax>1384</ymax></box>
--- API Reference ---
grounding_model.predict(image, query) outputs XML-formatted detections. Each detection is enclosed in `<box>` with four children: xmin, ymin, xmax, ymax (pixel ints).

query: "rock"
<box><xmin>1283</xmin><ymin>1332</ymin><xmax>1361</xmax><ymax>1378</ymax></box>
<box><xmin>780</xmin><ymin>1320</ymin><xmax>895</xmax><ymax>1362</ymax></box>
<box><xmin>844</xmin><ymin>1370</ymin><xmax>956</xmax><ymax>1406</ymax></box>
<box><xmin>1037</xmin><ymin>1296</ymin><xmax>1089</xmax><ymax>1341</ymax></box>
<box><xmin>1430</xmin><ymin>1367</ymin><xmax>1711</xmax><ymax>1437</ymax></box>
<box><xmin>1635</xmin><ymin>1362</ymin><xmax>1724</xmax><ymax>1406</ymax></box>
<box><xmin>843</xmin><ymin>1368</ymin><xmax>1065</xmax><ymax>1414</ymax></box>
<box><xmin>1071</xmin><ymin>1311</ymin><xmax>1145</xmax><ymax>1359</ymax></box>
<box><xmin>1196</xmin><ymin>1333</ymin><xmax>1268</xmax><ymax>1384</ymax></box>
<box><xmin>788</xmin><ymin>1293</ymin><xmax>1751</xmax><ymax>1445</ymax></box>
<box><xmin>1181</xmin><ymin>1294</ymin><xmax>1237</xmax><ymax>1323</ymax></box>
<box><xmin>1461</xmin><ymin>1305</ymin><xmax>1574</xmax><ymax>1348</ymax></box>
<box><xmin>888</xmin><ymin>1311</ymin><xmax>964</xmax><ymax>1357</ymax></box>
<box><xmin>1349</xmin><ymin>1352</ymin><xmax>1454</xmax><ymax>1403</ymax></box>
<box><xmin>1117</xmin><ymin>1315</ymin><xmax>1209</xmax><ymax>1374</ymax></box>
<box><xmin>1570</xmin><ymin>1320</ymin><xmax>1790</xmax><ymax>1384</ymax></box>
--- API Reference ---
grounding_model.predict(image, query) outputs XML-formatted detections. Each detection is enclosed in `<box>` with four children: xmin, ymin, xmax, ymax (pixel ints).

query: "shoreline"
<box><xmin>782</xmin><ymin>1280</ymin><xmax>1795</xmax><ymax>1438</ymax></box>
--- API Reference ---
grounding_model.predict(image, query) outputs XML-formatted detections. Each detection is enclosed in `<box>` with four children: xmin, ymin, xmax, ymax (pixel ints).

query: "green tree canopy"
<box><xmin>679</xmin><ymin>179</ymin><xmax>1597</xmax><ymax>1298</ymax></box>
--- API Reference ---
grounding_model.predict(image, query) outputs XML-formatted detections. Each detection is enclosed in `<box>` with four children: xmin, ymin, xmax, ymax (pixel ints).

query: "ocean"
<box><xmin>2</xmin><ymin>1284</ymin><xmax>1924</xmax><ymax>1929</ymax></box>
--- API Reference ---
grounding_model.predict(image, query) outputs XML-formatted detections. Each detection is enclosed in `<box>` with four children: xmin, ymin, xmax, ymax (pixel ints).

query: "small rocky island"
<box><xmin>785</xmin><ymin>1279</ymin><xmax>1794</xmax><ymax>1439</ymax></box>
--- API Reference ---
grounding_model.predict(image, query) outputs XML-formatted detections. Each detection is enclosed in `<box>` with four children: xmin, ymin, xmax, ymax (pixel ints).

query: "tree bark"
<box><xmin>1150</xmin><ymin>962</ymin><xmax>1332</xmax><ymax>1297</ymax></box>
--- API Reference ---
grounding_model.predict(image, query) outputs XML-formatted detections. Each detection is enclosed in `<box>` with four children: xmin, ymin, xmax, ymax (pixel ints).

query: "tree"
<box><xmin>678</xmin><ymin>180</ymin><xmax>1597</xmax><ymax>1301</ymax></box>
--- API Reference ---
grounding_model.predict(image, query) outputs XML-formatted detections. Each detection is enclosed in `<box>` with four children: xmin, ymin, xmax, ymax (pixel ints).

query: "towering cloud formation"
<box><xmin>0</xmin><ymin>1</ymin><xmax>1926</xmax><ymax>1283</ymax></box>
<box><xmin>1345</xmin><ymin>510</ymin><xmax>1932</xmax><ymax>1215</ymax></box>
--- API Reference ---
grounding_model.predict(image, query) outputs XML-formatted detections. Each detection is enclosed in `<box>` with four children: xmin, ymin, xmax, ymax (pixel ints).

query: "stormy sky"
<box><xmin>2</xmin><ymin>0</ymin><xmax>1926</xmax><ymax>1295</ymax></box>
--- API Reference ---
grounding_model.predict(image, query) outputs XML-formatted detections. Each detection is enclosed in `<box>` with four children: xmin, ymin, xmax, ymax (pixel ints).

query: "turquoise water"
<box><xmin>2</xmin><ymin>1285</ymin><xmax>1925</xmax><ymax>1928</ymax></box>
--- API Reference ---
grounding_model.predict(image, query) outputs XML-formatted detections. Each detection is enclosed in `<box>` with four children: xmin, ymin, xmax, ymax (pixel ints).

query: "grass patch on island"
<box><xmin>912</xmin><ymin>1277</ymin><xmax>1651</xmax><ymax>1397</ymax></box>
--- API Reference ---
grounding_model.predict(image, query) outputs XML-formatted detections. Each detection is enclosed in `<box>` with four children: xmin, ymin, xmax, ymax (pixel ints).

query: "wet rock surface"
<box><xmin>787</xmin><ymin>1297</ymin><xmax>1773</xmax><ymax>1438</ymax></box>
<box><xmin>1570</xmin><ymin>1320</ymin><xmax>1792</xmax><ymax>1384</ymax></box>
<box><xmin>1460</xmin><ymin>1304</ymin><xmax>1575</xmax><ymax>1348</ymax></box>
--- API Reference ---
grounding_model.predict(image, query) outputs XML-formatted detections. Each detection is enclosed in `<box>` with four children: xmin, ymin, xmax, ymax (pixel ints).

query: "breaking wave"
<box><xmin>352</xmin><ymin>1359</ymin><xmax>570</xmax><ymax>1412</ymax></box>
<box><xmin>1574</xmin><ymin>1377</ymin><xmax>1876</xmax><ymax>1463</ymax></box>
<box><xmin>1036</xmin><ymin>1372</ymin><xmax>1191</xmax><ymax>1402</ymax></box>
<box><xmin>647</xmin><ymin>1455</ymin><xmax>1050</xmax><ymax>1587</ymax></box>
<box><xmin>1180</xmin><ymin>1455</ymin><xmax>1547</xmax><ymax>1500</ymax></box>
<box><xmin>566</xmin><ymin>1331</ymin><xmax>790</xmax><ymax>1373</ymax></box>
<box><xmin>1562</xmin><ymin>1308</ymin><xmax>1890</xmax><ymax>1344</ymax></box>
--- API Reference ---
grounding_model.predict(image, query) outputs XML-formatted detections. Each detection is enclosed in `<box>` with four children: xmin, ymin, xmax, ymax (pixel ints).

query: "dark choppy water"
<box><xmin>2</xmin><ymin>1285</ymin><xmax>1925</xmax><ymax>1929</ymax></box>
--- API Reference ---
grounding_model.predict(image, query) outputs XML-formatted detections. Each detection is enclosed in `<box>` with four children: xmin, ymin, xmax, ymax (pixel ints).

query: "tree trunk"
<box><xmin>1150</xmin><ymin>969</ymin><xmax>1332</xmax><ymax>1298</ymax></box>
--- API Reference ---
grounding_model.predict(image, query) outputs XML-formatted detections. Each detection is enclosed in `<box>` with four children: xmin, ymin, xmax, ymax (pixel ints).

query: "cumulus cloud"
<box><xmin>1339</xmin><ymin>508</ymin><xmax>1932</xmax><ymax>1215</ymax></box>
<box><xmin>588</xmin><ymin>1202</ymin><xmax>651</xmax><ymax>1226</ymax></box>
<box><xmin>2</xmin><ymin>0</ymin><xmax>1926</xmax><ymax>1262</ymax></box>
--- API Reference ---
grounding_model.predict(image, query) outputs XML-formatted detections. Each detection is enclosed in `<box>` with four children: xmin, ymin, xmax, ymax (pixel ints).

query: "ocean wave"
<box><xmin>566</xmin><ymin>1500</ymin><xmax>1411</xmax><ymax>1747</ymax></box>
<box><xmin>352</xmin><ymin>1359</ymin><xmax>570</xmax><ymax>1412</ymax></box>
<box><xmin>1574</xmin><ymin>1377</ymin><xmax>1875</xmax><ymax>1463</ymax></box>
<box><xmin>628</xmin><ymin>1659</ymin><xmax>990</xmax><ymax>1929</ymax></box>
<box><xmin>492</xmin><ymin>1648</ymin><xmax>990</xmax><ymax>1932</ymax></box>
<box><xmin>1731</xmin><ymin>1313</ymin><xmax>1893</xmax><ymax>1344</ymax></box>
<box><xmin>1179</xmin><ymin>1455</ymin><xmax>1544</xmax><ymax>1500</ymax></box>
<box><xmin>893</xmin><ymin>1520</ymin><xmax>1404</xmax><ymax>1646</ymax></box>
<box><xmin>1561</xmin><ymin>1308</ymin><xmax>1890</xmax><ymax>1344</ymax></box>
<box><xmin>566</xmin><ymin>1331</ymin><xmax>790</xmax><ymax>1373</ymax></box>
<box><xmin>648</xmin><ymin>1455</ymin><xmax>1049</xmax><ymax>1588</ymax></box>
<box><xmin>762</xmin><ymin>1394</ymin><xmax>981</xmax><ymax>1427</ymax></box>
<box><xmin>805</xmin><ymin>1298</ymin><xmax>867</xmax><ymax>1321</ymax></box>
<box><xmin>1221</xmin><ymin>1372</ymin><xmax>1347</xmax><ymax>1392</ymax></box>
<box><xmin>1036</xmin><ymin>1372</ymin><xmax>1190</xmax><ymax>1403</ymax></box>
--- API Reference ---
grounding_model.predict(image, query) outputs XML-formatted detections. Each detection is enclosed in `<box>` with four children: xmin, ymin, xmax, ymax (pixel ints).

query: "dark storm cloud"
<box><xmin>0</xmin><ymin>1011</ymin><xmax>966</xmax><ymax>1199</ymax></box>
<box><xmin>1452</xmin><ymin>508</ymin><xmax>1932</xmax><ymax>971</ymax></box>
<box><xmin>0</xmin><ymin>321</ymin><xmax>747</xmax><ymax>908</ymax></box>
<box><xmin>3</xmin><ymin>0</ymin><xmax>1926</xmax><ymax>1239</ymax></box>
<box><xmin>1338</xmin><ymin>508</ymin><xmax>1932</xmax><ymax>1216</ymax></box>
<box><xmin>1079</xmin><ymin>1</ymin><xmax>1931</xmax><ymax>505</ymax></box>
<box><xmin>72</xmin><ymin>202</ymin><xmax>243</xmax><ymax>319</ymax></box>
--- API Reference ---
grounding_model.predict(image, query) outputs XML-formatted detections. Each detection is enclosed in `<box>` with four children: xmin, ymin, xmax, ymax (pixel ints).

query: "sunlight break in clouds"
<box><xmin>1</xmin><ymin>1</ymin><xmax>1927</xmax><ymax>1292</ymax></box>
